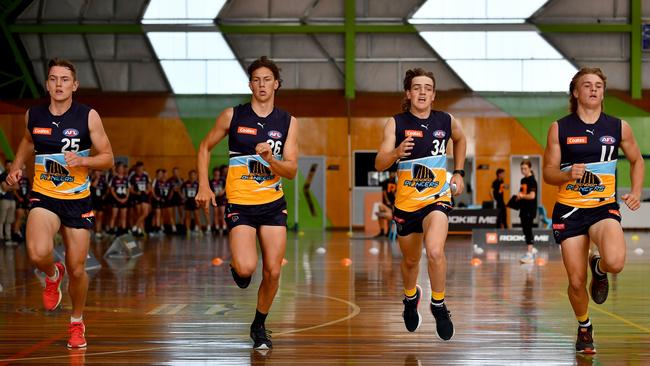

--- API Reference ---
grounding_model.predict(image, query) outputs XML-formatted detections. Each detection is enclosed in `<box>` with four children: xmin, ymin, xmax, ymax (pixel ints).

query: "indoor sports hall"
<box><xmin>1</xmin><ymin>0</ymin><xmax>649</xmax><ymax>365</ymax></box>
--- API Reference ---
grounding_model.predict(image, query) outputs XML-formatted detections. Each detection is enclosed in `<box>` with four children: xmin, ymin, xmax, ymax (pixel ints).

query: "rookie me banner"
<box><xmin>472</xmin><ymin>228</ymin><xmax>555</xmax><ymax>246</ymax></box>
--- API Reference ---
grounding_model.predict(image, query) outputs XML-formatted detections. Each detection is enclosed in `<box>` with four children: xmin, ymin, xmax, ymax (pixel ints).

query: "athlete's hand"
<box><xmin>450</xmin><ymin>173</ymin><xmax>464</xmax><ymax>196</ymax></box>
<box><xmin>255</xmin><ymin>142</ymin><xmax>274</xmax><ymax>163</ymax></box>
<box><xmin>195</xmin><ymin>186</ymin><xmax>216</xmax><ymax>208</ymax></box>
<box><xmin>5</xmin><ymin>168</ymin><xmax>22</xmax><ymax>186</ymax></box>
<box><xmin>395</xmin><ymin>136</ymin><xmax>414</xmax><ymax>158</ymax></box>
<box><xmin>569</xmin><ymin>163</ymin><xmax>586</xmax><ymax>180</ymax></box>
<box><xmin>64</xmin><ymin>152</ymin><xmax>86</xmax><ymax>167</ymax></box>
<box><xmin>622</xmin><ymin>192</ymin><xmax>641</xmax><ymax>211</ymax></box>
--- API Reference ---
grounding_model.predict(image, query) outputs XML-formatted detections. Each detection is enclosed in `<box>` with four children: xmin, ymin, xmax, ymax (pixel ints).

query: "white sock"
<box><xmin>47</xmin><ymin>266</ymin><xmax>59</xmax><ymax>281</ymax></box>
<box><xmin>71</xmin><ymin>315</ymin><xmax>83</xmax><ymax>323</ymax></box>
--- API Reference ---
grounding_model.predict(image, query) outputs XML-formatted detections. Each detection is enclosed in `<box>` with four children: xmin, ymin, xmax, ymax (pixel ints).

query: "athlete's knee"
<box><xmin>67</xmin><ymin>262</ymin><xmax>87</xmax><ymax>279</ymax></box>
<box><xmin>426</xmin><ymin>245</ymin><xmax>445</xmax><ymax>263</ymax></box>
<box><xmin>567</xmin><ymin>274</ymin><xmax>587</xmax><ymax>292</ymax></box>
<box><xmin>602</xmin><ymin>257</ymin><xmax>624</xmax><ymax>274</ymax></box>
<box><xmin>233</xmin><ymin>260</ymin><xmax>256</xmax><ymax>278</ymax></box>
<box><xmin>262</xmin><ymin>265</ymin><xmax>281</xmax><ymax>282</ymax></box>
<box><xmin>402</xmin><ymin>255</ymin><xmax>420</xmax><ymax>268</ymax></box>
<box><xmin>26</xmin><ymin>241</ymin><xmax>51</xmax><ymax>263</ymax></box>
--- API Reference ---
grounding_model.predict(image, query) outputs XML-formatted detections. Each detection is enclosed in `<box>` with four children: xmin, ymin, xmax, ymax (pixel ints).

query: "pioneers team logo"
<box><xmin>241</xmin><ymin>159</ymin><xmax>274</xmax><ymax>184</ymax></box>
<box><xmin>404</xmin><ymin>163</ymin><xmax>439</xmax><ymax>192</ymax></box>
<box><xmin>599</xmin><ymin>135</ymin><xmax>616</xmax><ymax>145</ymax></box>
<box><xmin>63</xmin><ymin>128</ymin><xmax>79</xmax><ymax>137</ymax></box>
<box><xmin>433</xmin><ymin>130</ymin><xmax>446</xmax><ymax>139</ymax></box>
<box><xmin>42</xmin><ymin>159</ymin><xmax>73</xmax><ymax>187</ymax></box>
<box><xmin>566</xmin><ymin>170</ymin><xmax>605</xmax><ymax>196</ymax></box>
<box><xmin>268</xmin><ymin>130</ymin><xmax>282</xmax><ymax>139</ymax></box>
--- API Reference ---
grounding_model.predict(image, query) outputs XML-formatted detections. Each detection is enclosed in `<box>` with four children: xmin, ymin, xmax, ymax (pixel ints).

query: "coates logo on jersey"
<box><xmin>63</xmin><ymin>128</ymin><xmax>79</xmax><ymax>137</ymax></box>
<box><xmin>599</xmin><ymin>136</ymin><xmax>616</xmax><ymax>145</ymax></box>
<box><xmin>567</xmin><ymin>136</ymin><xmax>588</xmax><ymax>145</ymax></box>
<box><xmin>433</xmin><ymin>130</ymin><xmax>446</xmax><ymax>139</ymax></box>
<box><xmin>268</xmin><ymin>130</ymin><xmax>282</xmax><ymax>139</ymax></box>
<box><xmin>237</xmin><ymin>126</ymin><xmax>257</xmax><ymax>135</ymax></box>
<box><xmin>405</xmin><ymin>130</ymin><xmax>423</xmax><ymax>138</ymax></box>
<box><xmin>33</xmin><ymin>127</ymin><xmax>52</xmax><ymax>135</ymax></box>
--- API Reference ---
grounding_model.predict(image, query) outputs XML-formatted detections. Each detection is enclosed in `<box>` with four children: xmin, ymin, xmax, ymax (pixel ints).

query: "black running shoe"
<box><xmin>250</xmin><ymin>324</ymin><xmax>272</xmax><ymax>350</ymax></box>
<box><xmin>589</xmin><ymin>255</ymin><xmax>608</xmax><ymax>304</ymax></box>
<box><xmin>575</xmin><ymin>325</ymin><xmax>596</xmax><ymax>354</ymax></box>
<box><xmin>402</xmin><ymin>285</ymin><xmax>422</xmax><ymax>332</ymax></box>
<box><xmin>430</xmin><ymin>302</ymin><xmax>454</xmax><ymax>341</ymax></box>
<box><xmin>231</xmin><ymin>265</ymin><xmax>251</xmax><ymax>289</ymax></box>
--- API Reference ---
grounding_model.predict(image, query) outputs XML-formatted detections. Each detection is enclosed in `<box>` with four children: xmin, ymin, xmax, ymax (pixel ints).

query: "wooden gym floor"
<box><xmin>1</xmin><ymin>230</ymin><xmax>649</xmax><ymax>365</ymax></box>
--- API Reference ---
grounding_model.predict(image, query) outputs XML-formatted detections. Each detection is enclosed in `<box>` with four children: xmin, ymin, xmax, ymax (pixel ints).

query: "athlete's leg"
<box><xmin>256</xmin><ymin>225</ymin><xmax>286</xmax><ymax>313</ymax></box>
<box><xmin>26</xmin><ymin>208</ymin><xmax>61</xmax><ymax>276</ymax></box>
<box><xmin>561</xmin><ymin>235</ymin><xmax>591</xmax><ymax>318</ymax></box>
<box><xmin>61</xmin><ymin>226</ymin><xmax>91</xmax><ymax>318</ymax></box>
<box><xmin>589</xmin><ymin>219</ymin><xmax>625</xmax><ymax>274</ymax></box>
<box><xmin>422</xmin><ymin>210</ymin><xmax>448</xmax><ymax>294</ymax></box>
<box><xmin>399</xmin><ymin>232</ymin><xmax>423</xmax><ymax>291</ymax></box>
<box><xmin>229</xmin><ymin>225</ymin><xmax>258</xmax><ymax>277</ymax></box>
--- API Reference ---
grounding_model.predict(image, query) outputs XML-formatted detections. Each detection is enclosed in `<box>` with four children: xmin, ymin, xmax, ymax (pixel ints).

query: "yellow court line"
<box><xmin>559</xmin><ymin>292</ymin><xmax>650</xmax><ymax>334</ymax></box>
<box><xmin>589</xmin><ymin>305</ymin><xmax>650</xmax><ymax>334</ymax></box>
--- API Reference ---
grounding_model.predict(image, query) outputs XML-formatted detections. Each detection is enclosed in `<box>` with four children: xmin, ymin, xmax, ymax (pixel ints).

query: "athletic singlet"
<box><xmin>153</xmin><ymin>179</ymin><xmax>171</xmax><ymax>199</ymax></box>
<box><xmin>110</xmin><ymin>176</ymin><xmax>129</xmax><ymax>199</ymax></box>
<box><xmin>28</xmin><ymin>102</ymin><xmax>92</xmax><ymax>199</ymax></box>
<box><xmin>557</xmin><ymin>113</ymin><xmax>620</xmax><ymax>208</ymax></box>
<box><xmin>183</xmin><ymin>180</ymin><xmax>199</xmax><ymax>200</ymax></box>
<box><xmin>394</xmin><ymin>110</ymin><xmax>453</xmax><ymax>212</ymax></box>
<box><xmin>130</xmin><ymin>172</ymin><xmax>149</xmax><ymax>194</ymax></box>
<box><xmin>226</xmin><ymin>103</ymin><xmax>291</xmax><ymax>205</ymax></box>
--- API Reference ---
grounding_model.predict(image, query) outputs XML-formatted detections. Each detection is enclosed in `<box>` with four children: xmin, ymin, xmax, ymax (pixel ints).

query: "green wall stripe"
<box><xmin>0</xmin><ymin>128</ymin><xmax>14</xmax><ymax>160</ymax></box>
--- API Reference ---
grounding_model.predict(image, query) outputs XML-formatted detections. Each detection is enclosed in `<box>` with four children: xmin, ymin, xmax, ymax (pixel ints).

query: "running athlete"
<box><xmin>182</xmin><ymin>170</ymin><xmax>201</xmax><ymax>235</ymax></box>
<box><xmin>108</xmin><ymin>162</ymin><xmax>130</xmax><ymax>236</ymax></box>
<box><xmin>129</xmin><ymin>162</ymin><xmax>150</xmax><ymax>236</ymax></box>
<box><xmin>195</xmin><ymin>56</ymin><xmax>298</xmax><ymax>350</ymax></box>
<box><xmin>375</xmin><ymin>68</ymin><xmax>466</xmax><ymax>341</ymax></box>
<box><xmin>5</xmin><ymin>58</ymin><xmax>114</xmax><ymax>348</ymax></box>
<box><xmin>543</xmin><ymin>68</ymin><xmax>644</xmax><ymax>354</ymax></box>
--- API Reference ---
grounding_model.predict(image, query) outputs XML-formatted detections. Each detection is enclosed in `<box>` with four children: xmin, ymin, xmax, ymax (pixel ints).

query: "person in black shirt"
<box><xmin>490</xmin><ymin>168</ymin><xmax>507</xmax><ymax>229</ymax></box>
<box><xmin>517</xmin><ymin>160</ymin><xmax>538</xmax><ymax>263</ymax></box>
<box><xmin>108</xmin><ymin>163</ymin><xmax>130</xmax><ymax>235</ymax></box>
<box><xmin>90</xmin><ymin>169</ymin><xmax>108</xmax><ymax>238</ymax></box>
<box><xmin>183</xmin><ymin>169</ymin><xmax>201</xmax><ymax>235</ymax></box>
<box><xmin>0</xmin><ymin>161</ymin><xmax>16</xmax><ymax>246</ymax></box>
<box><xmin>376</xmin><ymin>170</ymin><xmax>397</xmax><ymax>237</ymax></box>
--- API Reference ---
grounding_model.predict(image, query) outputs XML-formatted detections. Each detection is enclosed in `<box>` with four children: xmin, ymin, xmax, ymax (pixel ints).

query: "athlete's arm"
<box><xmin>543</xmin><ymin>121</ymin><xmax>584</xmax><ymax>185</ymax></box>
<box><xmin>66</xmin><ymin>109</ymin><xmax>114</xmax><ymax>170</ymax></box>
<box><xmin>375</xmin><ymin>117</ymin><xmax>411</xmax><ymax>171</ymax></box>
<box><xmin>449</xmin><ymin>116</ymin><xmax>466</xmax><ymax>196</ymax></box>
<box><xmin>196</xmin><ymin>108</ymin><xmax>232</xmax><ymax>208</ymax></box>
<box><xmin>619</xmin><ymin>120</ymin><xmax>644</xmax><ymax>210</ymax></box>
<box><xmin>6</xmin><ymin>112</ymin><xmax>34</xmax><ymax>186</ymax></box>
<box><xmin>259</xmin><ymin>116</ymin><xmax>298</xmax><ymax>179</ymax></box>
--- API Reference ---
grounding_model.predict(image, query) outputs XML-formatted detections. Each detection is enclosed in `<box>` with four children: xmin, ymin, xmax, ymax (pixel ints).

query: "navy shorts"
<box><xmin>392</xmin><ymin>201</ymin><xmax>453</xmax><ymax>237</ymax></box>
<box><xmin>225</xmin><ymin>197</ymin><xmax>288</xmax><ymax>230</ymax></box>
<box><xmin>29</xmin><ymin>191</ymin><xmax>94</xmax><ymax>229</ymax></box>
<box><xmin>551</xmin><ymin>202</ymin><xmax>621</xmax><ymax>244</ymax></box>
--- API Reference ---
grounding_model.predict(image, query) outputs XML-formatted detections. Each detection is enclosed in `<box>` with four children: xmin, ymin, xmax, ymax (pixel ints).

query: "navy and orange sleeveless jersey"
<box><xmin>393</xmin><ymin>110</ymin><xmax>453</xmax><ymax>212</ymax></box>
<box><xmin>28</xmin><ymin>102</ymin><xmax>92</xmax><ymax>200</ymax></box>
<box><xmin>557</xmin><ymin>113</ymin><xmax>621</xmax><ymax>208</ymax></box>
<box><xmin>226</xmin><ymin>103</ymin><xmax>291</xmax><ymax>205</ymax></box>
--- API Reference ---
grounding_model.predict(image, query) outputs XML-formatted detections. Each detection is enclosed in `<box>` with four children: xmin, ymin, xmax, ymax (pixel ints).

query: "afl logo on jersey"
<box><xmin>63</xmin><ymin>128</ymin><xmax>79</xmax><ymax>137</ymax></box>
<box><xmin>268</xmin><ymin>130</ymin><xmax>282</xmax><ymax>139</ymax></box>
<box><xmin>599</xmin><ymin>136</ymin><xmax>616</xmax><ymax>145</ymax></box>
<box><xmin>433</xmin><ymin>130</ymin><xmax>446</xmax><ymax>139</ymax></box>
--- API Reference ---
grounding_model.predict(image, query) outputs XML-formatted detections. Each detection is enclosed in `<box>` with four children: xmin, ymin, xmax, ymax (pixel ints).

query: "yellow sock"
<box><xmin>431</xmin><ymin>290</ymin><xmax>445</xmax><ymax>302</ymax></box>
<box><xmin>404</xmin><ymin>287</ymin><xmax>417</xmax><ymax>298</ymax></box>
<box><xmin>576</xmin><ymin>312</ymin><xmax>589</xmax><ymax>323</ymax></box>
